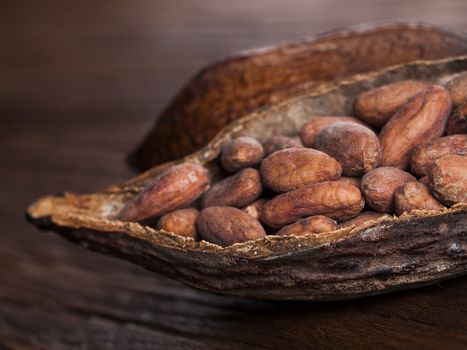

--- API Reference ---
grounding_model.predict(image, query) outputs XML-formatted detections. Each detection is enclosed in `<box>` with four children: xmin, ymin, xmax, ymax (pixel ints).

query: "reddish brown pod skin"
<box><xmin>411</xmin><ymin>135</ymin><xmax>467</xmax><ymax>177</ymax></box>
<box><xmin>156</xmin><ymin>208</ymin><xmax>200</xmax><ymax>240</ymax></box>
<box><xmin>354</xmin><ymin>80</ymin><xmax>433</xmax><ymax>127</ymax></box>
<box><xmin>446</xmin><ymin>101</ymin><xmax>467</xmax><ymax>135</ymax></box>
<box><xmin>263</xmin><ymin>135</ymin><xmax>303</xmax><ymax>155</ymax></box>
<box><xmin>429</xmin><ymin>154</ymin><xmax>467</xmax><ymax>206</ymax></box>
<box><xmin>202</xmin><ymin>168</ymin><xmax>262</xmax><ymax>208</ymax></box>
<box><xmin>361</xmin><ymin>167</ymin><xmax>416</xmax><ymax>213</ymax></box>
<box><xmin>242</xmin><ymin>198</ymin><xmax>268</xmax><ymax>221</ymax></box>
<box><xmin>338</xmin><ymin>212</ymin><xmax>391</xmax><ymax>229</ymax></box>
<box><xmin>262</xmin><ymin>181</ymin><xmax>364</xmax><ymax>228</ymax></box>
<box><xmin>446</xmin><ymin>72</ymin><xmax>467</xmax><ymax>106</ymax></box>
<box><xmin>394</xmin><ymin>182</ymin><xmax>445</xmax><ymax>216</ymax></box>
<box><xmin>379</xmin><ymin>85</ymin><xmax>452</xmax><ymax>170</ymax></box>
<box><xmin>277</xmin><ymin>215</ymin><xmax>337</xmax><ymax>236</ymax></box>
<box><xmin>119</xmin><ymin>163</ymin><xmax>210</xmax><ymax>222</ymax></box>
<box><xmin>220</xmin><ymin>137</ymin><xmax>264</xmax><ymax>173</ymax></box>
<box><xmin>335</xmin><ymin>176</ymin><xmax>361</xmax><ymax>189</ymax></box>
<box><xmin>197</xmin><ymin>206</ymin><xmax>266</xmax><ymax>246</ymax></box>
<box><xmin>299</xmin><ymin>116</ymin><xmax>367</xmax><ymax>147</ymax></box>
<box><xmin>315</xmin><ymin>122</ymin><xmax>381</xmax><ymax>176</ymax></box>
<box><xmin>260</xmin><ymin>148</ymin><xmax>342</xmax><ymax>193</ymax></box>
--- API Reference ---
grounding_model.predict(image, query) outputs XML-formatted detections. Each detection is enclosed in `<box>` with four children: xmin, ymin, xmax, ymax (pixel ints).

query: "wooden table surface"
<box><xmin>1</xmin><ymin>1</ymin><xmax>467</xmax><ymax>349</ymax></box>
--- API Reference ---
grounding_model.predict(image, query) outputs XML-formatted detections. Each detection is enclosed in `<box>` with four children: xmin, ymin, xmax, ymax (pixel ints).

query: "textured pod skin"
<box><xmin>446</xmin><ymin>72</ymin><xmax>467</xmax><ymax>106</ymax></box>
<box><xmin>263</xmin><ymin>135</ymin><xmax>303</xmax><ymax>155</ymax></box>
<box><xmin>262</xmin><ymin>181</ymin><xmax>364</xmax><ymax>227</ymax></box>
<box><xmin>277</xmin><ymin>215</ymin><xmax>337</xmax><ymax>236</ymax></box>
<box><xmin>338</xmin><ymin>211</ymin><xmax>391</xmax><ymax>229</ymax></box>
<box><xmin>335</xmin><ymin>176</ymin><xmax>361</xmax><ymax>189</ymax></box>
<box><xmin>202</xmin><ymin>168</ymin><xmax>262</xmax><ymax>208</ymax></box>
<box><xmin>446</xmin><ymin>101</ymin><xmax>467</xmax><ymax>135</ymax></box>
<box><xmin>429</xmin><ymin>155</ymin><xmax>467</xmax><ymax>206</ymax></box>
<box><xmin>260</xmin><ymin>148</ymin><xmax>342</xmax><ymax>193</ymax></box>
<box><xmin>354</xmin><ymin>80</ymin><xmax>432</xmax><ymax>127</ymax></box>
<box><xmin>379</xmin><ymin>85</ymin><xmax>452</xmax><ymax>170</ymax></box>
<box><xmin>315</xmin><ymin>122</ymin><xmax>381</xmax><ymax>176</ymax></box>
<box><xmin>220</xmin><ymin>137</ymin><xmax>264</xmax><ymax>173</ymax></box>
<box><xmin>361</xmin><ymin>167</ymin><xmax>416</xmax><ymax>213</ymax></box>
<box><xmin>119</xmin><ymin>163</ymin><xmax>209</xmax><ymax>222</ymax></box>
<box><xmin>411</xmin><ymin>135</ymin><xmax>467</xmax><ymax>177</ymax></box>
<box><xmin>394</xmin><ymin>182</ymin><xmax>445</xmax><ymax>216</ymax></box>
<box><xmin>156</xmin><ymin>208</ymin><xmax>200</xmax><ymax>240</ymax></box>
<box><xmin>197</xmin><ymin>207</ymin><xmax>266</xmax><ymax>246</ymax></box>
<box><xmin>242</xmin><ymin>198</ymin><xmax>267</xmax><ymax>221</ymax></box>
<box><xmin>299</xmin><ymin>116</ymin><xmax>367</xmax><ymax>147</ymax></box>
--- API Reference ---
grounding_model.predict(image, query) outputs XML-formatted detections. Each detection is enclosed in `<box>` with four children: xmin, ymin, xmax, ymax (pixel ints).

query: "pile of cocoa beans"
<box><xmin>119</xmin><ymin>75</ymin><xmax>467</xmax><ymax>247</ymax></box>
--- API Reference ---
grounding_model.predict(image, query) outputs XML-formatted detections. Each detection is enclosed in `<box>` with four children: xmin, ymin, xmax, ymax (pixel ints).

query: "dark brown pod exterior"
<box><xmin>260</xmin><ymin>148</ymin><xmax>342</xmax><ymax>193</ymax></box>
<box><xmin>338</xmin><ymin>212</ymin><xmax>392</xmax><ymax>229</ymax></box>
<box><xmin>411</xmin><ymin>134</ymin><xmax>467</xmax><ymax>177</ymax></box>
<box><xmin>202</xmin><ymin>168</ymin><xmax>262</xmax><ymax>208</ymax></box>
<box><xmin>446</xmin><ymin>100</ymin><xmax>467</xmax><ymax>135</ymax></box>
<box><xmin>119</xmin><ymin>163</ymin><xmax>209</xmax><ymax>222</ymax></box>
<box><xmin>263</xmin><ymin>135</ymin><xmax>303</xmax><ymax>155</ymax></box>
<box><xmin>262</xmin><ymin>181</ymin><xmax>364</xmax><ymax>227</ymax></box>
<box><xmin>197</xmin><ymin>206</ymin><xmax>266</xmax><ymax>246</ymax></box>
<box><xmin>429</xmin><ymin>154</ymin><xmax>467</xmax><ymax>206</ymax></box>
<box><xmin>354</xmin><ymin>80</ymin><xmax>433</xmax><ymax>127</ymax></box>
<box><xmin>277</xmin><ymin>215</ymin><xmax>337</xmax><ymax>236</ymax></box>
<box><xmin>242</xmin><ymin>198</ymin><xmax>267</xmax><ymax>221</ymax></box>
<box><xmin>315</xmin><ymin>122</ymin><xmax>381</xmax><ymax>176</ymax></box>
<box><xmin>220</xmin><ymin>137</ymin><xmax>264</xmax><ymax>173</ymax></box>
<box><xmin>299</xmin><ymin>116</ymin><xmax>367</xmax><ymax>147</ymax></box>
<box><xmin>379</xmin><ymin>85</ymin><xmax>452</xmax><ymax>170</ymax></box>
<box><xmin>394</xmin><ymin>182</ymin><xmax>445</xmax><ymax>216</ymax></box>
<box><xmin>446</xmin><ymin>72</ymin><xmax>467</xmax><ymax>106</ymax></box>
<box><xmin>335</xmin><ymin>176</ymin><xmax>361</xmax><ymax>189</ymax></box>
<box><xmin>361</xmin><ymin>167</ymin><xmax>416</xmax><ymax>213</ymax></box>
<box><xmin>156</xmin><ymin>208</ymin><xmax>200</xmax><ymax>240</ymax></box>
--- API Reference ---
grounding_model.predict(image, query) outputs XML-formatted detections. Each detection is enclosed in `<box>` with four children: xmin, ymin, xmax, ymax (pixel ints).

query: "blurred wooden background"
<box><xmin>1</xmin><ymin>1</ymin><xmax>467</xmax><ymax>349</ymax></box>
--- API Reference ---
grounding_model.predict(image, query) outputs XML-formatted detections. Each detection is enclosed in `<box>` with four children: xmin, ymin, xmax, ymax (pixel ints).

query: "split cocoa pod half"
<box><xmin>128</xmin><ymin>22</ymin><xmax>467</xmax><ymax>171</ymax></box>
<box><xmin>27</xmin><ymin>56</ymin><xmax>467</xmax><ymax>301</ymax></box>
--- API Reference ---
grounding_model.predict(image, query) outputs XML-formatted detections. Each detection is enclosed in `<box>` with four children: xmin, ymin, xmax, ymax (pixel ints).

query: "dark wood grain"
<box><xmin>1</xmin><ymin>1</ymin><xmax>467</xmax><ymax>349</ymax></box>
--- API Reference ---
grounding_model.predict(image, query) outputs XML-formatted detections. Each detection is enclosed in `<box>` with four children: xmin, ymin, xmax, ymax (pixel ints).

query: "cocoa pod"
<box><xmin>429</xmin><ymin>154</ymin><xmax>467</xmax><ymax>205</ymax></box>
<box><xmin>361</xmin><ymin>167</ymin><xmax>416</xmax><ymax>213</ymax></box>
<box><xmin>262</xmin><ymin>181</ymin><xmax>364</xmax><ymax>227</ymax></box>
<box><xmin>119</xmin><ymin>163</ymin><xmax>209</xmax><ymax>222</ymax></box>
<box><xmin>394</xmin><ymin>182</ymin><xmax>445</xmax><ymax>216</ymax></box>
<box><xmin>379</xmin><ymin>85</ymin><xmax>452</xmax><ymax>170</ymax></box>
<box><xmin>446</xmin><ymin>100</ymin><xmax>467</xmax><ymax>135</ymax></box>
<box><xmin>263</xmin><ymin>135</ymin><xmax>303</xmax><ymax>155</ymax></box>
<box><xmin>156</xmin><ymin>208</ymin><xmax>200</xmax><ymax>239</ymax></box>
<box><xmin>277</xmin><ymin>215</ymin><xmax>337</xmax><ymax>236</ymax></box>
<box><xmin>197</xmin><ymin>206</ymin><xmax>266</xmax><ymax>246</ymax></box>
<box><xmin>338</xmin><ymin>212</ymin><xmax>392</xmax><ymax>229</ymax></box>
<box><xmin>411</xmin><ymin>134</ymin><xmax>467</xmax><ymax>177</ymax></box>
<box><xmin>299</xmin><ymin>116</ymin><xmax>367</xmax><ymax>147</ymax></box>
<box><xmin>354</xmin><ymin>80</ymin><xmax>432</xmax><ymax>127</ymax></box>
<box><xmin>260</xmin><ymin>148</ymin><xmax>342</xmax><ymax>193</ymax></box>
<box><xmin>202</xmin><ymin>168</ymin><xmax>262</xmax><ymax>208</ymax></box>
<box><xmin>315</xmin><ymin>122</ymin><xmax>381</xmax><ymax>176</ymax></box>
<box><xmin>221</xmin><ymin>137</ymin><xmax>264</xmax><ymax>173</ymax></box>
<box><xmin>242</xmin><ymin>198</ymin><xmax>267</xmax><ymax>221</ymax></box>
<box><xmin>446</xmin><ymin>72</ymin><xmax>467</xmax><ymax>106</ymax></box>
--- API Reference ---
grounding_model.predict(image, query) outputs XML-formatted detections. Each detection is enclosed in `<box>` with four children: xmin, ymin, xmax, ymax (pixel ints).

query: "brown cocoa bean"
<box><xmin>277</xmin><ymin>215</ymin><xmax>337</xmax><ymax>236</ymax></box>
<box><xmin>119</xmin><ymin>163</ymin><xmax>209</xmax><ymax>222</ymax></box>
<box><xmin>335</xmin><ymin>176</ymin><xmax>361</xmax><ymax>189</ymax></box>
<box><xmin>361</xmin><ymin>167</ymin><xmax>416</xmax><ymax>213</ymax></box>
<box><xmin>242</xmin><ymin>198</ymin><xmax>268</xmax><ymax>221</ymax></box>
<box><xmin>221</xmin><ymin>136</ymin><xmax>264</xmax><ymax>173</ymax></box>
<box><xmin>419</xmin><ymin>176</ymin><xmax>430</xmax><ymax>186</ymax></box>
<box><xmin>260</xmin><ymin>148</ymin><xmax>341</xmax><ymax>193</ymax></box>
<box><xmin>394</xmin><ymin>182</ymin><xmax>445</xmax><ymax>216</ymax></box>
<box><xmin>379</xmin><ymin>85</ymin><xmax>452</xmax><ymax>170</ymax></box>
<box><xmin>338</xmin><ymin>212</ymin><xmax>391</xmax><ymax>229</ymax></box>
<box><xmin>446</xmin><ymin>72</ymin><xmax>467</xmax><ymax>106</ymax></box>
<box><xmin>411</xmin><ymin>134</ymin><xmax>467</xmax><ymax>177</ymax></box>
<box><xmin>262</xmin><ymin>181</ymin><xmax>364</xmax><ymax>227</ymax></box>
<box><xmin>156</xmin><ymin>208</ymin><xmax>200</xmax><ymax>239</ymax></box>
<box><xmin>315</xmin><ymin>122</ymin><xmax>381</xmax><ymax>176</ymax></box>
<box><xmin>299</xmin><ymin>116</ymin><xmax>367</xmax><ymax>147</ymax></box>
<box><xmin>263</xmin><ymin>135</ymin><xmax>303</xmax><ymax>155</ymax></box>
<box><xmin>197</xmin><ymin>206</ymin><xmax>266</xmax><ymax>246</ymax></box>
<box><xmin>429</xmin><ymin>154</ymin><xmax>467</xmax><ymax>206</ymax></box>
<box><xmin>202</xmin><ymin>168</ymin><xmax>262</xmax><ymax>208</ymax></box>
<box><xmin>446</xmin><ymin>100</ymin><xmax>467</xmax><ymax>135</ymax></box>
<box><xmin>354</xmin><ymin>80</ymin><xmax>433</xmax><ymax>127</ymax></box>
